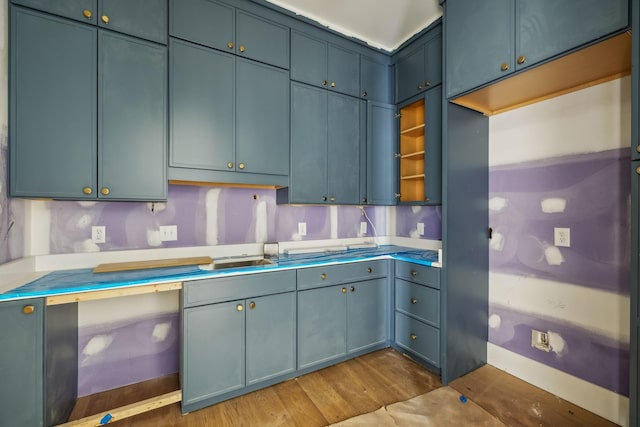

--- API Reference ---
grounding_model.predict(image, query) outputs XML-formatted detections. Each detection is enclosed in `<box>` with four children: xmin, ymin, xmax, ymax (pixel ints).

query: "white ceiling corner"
<box><xmin>265</xmin><ymin>0</ymin><xmax>443</xmax><ymax>52</ymax></box>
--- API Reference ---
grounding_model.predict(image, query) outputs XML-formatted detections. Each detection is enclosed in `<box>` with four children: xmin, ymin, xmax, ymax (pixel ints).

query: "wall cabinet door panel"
<box><xmin>327</xmin><ymin>93</ymin><xmax>361</xmax><ymax>204</ymax></box>
<box><xmin>328</xmin><ymin>44</ymin><xmax>360</xmax><ymax>97</ymax></box>
<box><xmin>424</xmin><ymin>31</ymin><xmax>442</xmax><ymax>88</ymax></box>
<box><xmin>396</xmin><ymin>44</ymin><xmax>425</xmax><ymax>103</ymax></box>
<box><xmin>98</xmin><ymin>0</ymin><xmax>167</xmax><ymax>44</ymax></box>
<box><xmin>361</xmin><ymin>56</ymin><xmax>391</xmax><ymax>103</ymax></box>
<box><xmin>11</xmin><ymin>0</ymin><xmax>97</xmax><ymax>23</ymax></box>
<box><xmin>347</xmin><ymin>278</ymin><xmax>387</xmax><ymax>354</ymax></box>
<box><xmin>366</xmin><ymin>102</ymin><xmax>398</xmax><ymax>205</ymax></box>
<box><xmin>236</xmin><ymin>10</ymin><xmax>289</xmax><ymax>69</ymax></box>
<box><xmin>290</xmin><ymin>31</ymin><xmax>327</xmax><ymax>87</ymax></box>
<box><xmin>170</xmin><ymin>0</ymin><xmax>234</xmax><ymax>52</ymax></box>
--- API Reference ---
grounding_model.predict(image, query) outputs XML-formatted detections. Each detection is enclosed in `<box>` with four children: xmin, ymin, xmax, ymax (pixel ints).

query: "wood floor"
<box><xmin>68</xmin><ymin>348</ymin><xmax>617</xmax><ymax>427</ymax></box>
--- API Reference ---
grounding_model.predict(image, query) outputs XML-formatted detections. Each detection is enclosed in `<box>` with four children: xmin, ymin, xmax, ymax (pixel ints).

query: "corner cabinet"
<box><xmin>10</xmin><ymin>7</ymin><xmax>167</xmax><ymax>200</ymax></box>
<box><xmin>395</xmin><ymin>26</ymin><xmax>442</xmax><ymax>104</ymax></box>
<box><xmin>396</xmin><ymin>86</ymin><xmax>442</xmax><ymax>205</ymax></box>
<box><xmin>445</xmin><ymin>0</ymin><xmax>629</xmax><ymax>98</ymax></box>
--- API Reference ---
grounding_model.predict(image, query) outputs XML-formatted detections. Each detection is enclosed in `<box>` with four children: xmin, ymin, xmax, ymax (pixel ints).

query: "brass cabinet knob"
<box><xmin>350</xmin><ymin>286</ymin><xmax>355</xmax><ymax>292</ymax></box>
<box><xmin>100</xmin><ymin>187</ymin><xmax>110</xmax><ymax>196</ymax></box>
<box><xmin>411</xmin><ymin>270</ymin><xmax>417</xmax><ymax>277</ymax></box>
<box><xmin>22</xmin><ymin>305</ymin><xmax>35</xmax><ymax>315</ymax></box>
<box><xmin>239</xmin><ymin>45</ymin><xmax>245</xmax><ymax>52</ymax></box>
<box><xmin>82</xmin><ymin>187</ymin><xmax>92</xmax><ymax>195</ymax></box>
<box><xmin>321</xmin><ymin>273</ymin><xmax>327</xmax><ymax>280</ymax></box>
<box><xmin>238</xmin><ymin>163</ymin><xmax>245</xmax><ymax>170</ymax></box>
<box><xmin>329</xmin><ymin>197</ymin><xmax>335</xmax><ymax>202</ymax></box>
<box><xmin>362</xmin><ymin>91</ymin><xmax>368</xmax><ymax>97</ymax></box>
<box><xmin>322</xmin><ymin>196</ymin><xmax>328</xmax><ymax>201</ymax></box>
<box><xmin>425</xmin><ymin>197</ymin><xmax>430</xmax><ymax>202</ymax></box>
<box><xmin>411</xmin><ymin>298</ymin><xmax>418</xmax><ymax>304</ymax></box>
<box><xmin>417</xmin><ymin>84</ymin><xmax>423</xmax><ymax>90</ymax></box>
<box><xmin>249</xmin><ymin>302</ymin><xmax>255</xmax><ymax>309</ymax></box>
<box><xmin>636</xmin><ymin>145</ymin><xmax>640</xmax><ymax>153</ymax></box>
<box><xmin>82</xmin><ymin>9</ymin><xmax>92</xmax><ymax>19</ymax></box>
<box><xmin>367</xmin><ymin>267</ymin><xmax>372</xmax><ymax>273</ymax></box>
<box><xmin>410</xmin><ymin>333</ymin><xmax>417</xmax><ymax>341</ymax></box>
<box><xmin>236</xmin><ymin>304</ymin><xmax>243</xmax><ymax>312</ymax></box>
<box><xmin>636</xmin><ymin>165</ymin><xmax>640</xmax><ymax>175</ymax></box>
<box><xmin>425</xmin><ymin>80</ymin><xmax>431</xmax><ymax>87</ymax></box>
<box><xmin>330</xmin><ymin>82</ymin><xmax>336</xmax><ymax>88</ymax></box>
<box><xmin>500</xmin><ymin>63</ymin><xmax>510</xmax><ymax>72</ymax></box>
<box><xmin>341</xmin><ymin>287</ymin><xmax>347</xmax><ymax>294</ymax></box>
<box><xmin>227</xmin><ymin>41</ymin><xmax>234</xmax><ymax>49</ymax></box>
<box><xmin>101</xmin><ymin>15</ymin><xmax>109</xmax><ymax>24</ymax></box>
<box><xmin>227</xmin><ymin>162</ymin><xmax>233</xmax><ymax>168</ymax></box>
<box><xmin>322</xmin><ymin>80</ymin><xmax>327</xmax><ymax>86</ymax></box>
<box><xmin>517</xmin><ymin>55</ymin><xmax>526</xmax><ymax>65</ymax></box>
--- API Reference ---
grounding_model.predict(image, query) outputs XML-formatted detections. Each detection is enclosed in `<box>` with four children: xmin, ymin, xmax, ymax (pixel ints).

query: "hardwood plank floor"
<box><xmin>68</xmin><ymin>349</ymin><xmax>617</xmax><ymax>426</ymax></box>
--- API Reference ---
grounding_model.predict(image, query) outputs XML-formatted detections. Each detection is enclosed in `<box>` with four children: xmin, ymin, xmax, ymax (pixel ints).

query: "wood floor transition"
<box><xmin>67</xmin><ymin>348</ymin><xmax>617</xmax><ymax>426</ymax></box>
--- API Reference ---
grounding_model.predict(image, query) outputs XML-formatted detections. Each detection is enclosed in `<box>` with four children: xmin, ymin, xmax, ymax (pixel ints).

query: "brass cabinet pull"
<box><xmin>82</xmin><ymin>9</ymin><xmax>92</xmax><ymax>19</ymax></box>
<box><xmin>367</xmin><ymin>267</ymin><xmax>372</xmax><ymax>273</ymax></box>
<box><xmin>350</xmin><ymin>286</ymin><xmax>355</xmax><ymax>292</ymax></box>
<box><xmin>330</xmin><ymin>82</ymin><xmax>336</xmax><ymax>88</ymax></box>
<box><xmin>341</xmin><ymin>287</ymin><xmax>347</xmax><ymax>293</ymax></box>
<box><xmin>227</xmin><ymin>162</ymin><xmax>233</xmax><ymax>169</ymax></box>
<box><xmin>236</xmin><ymin>304</ymin><xmax>243</xmax><ymax>312</ymax></box>
<box><xmin>322</xmin><ymin>80</ymin><xmax>328</xmax><ymax>86</ymax></box>
<box><xmin>101</xmin><ymin>15</ymin><xmax>109</xmax><ymax>24</ymax></box>
<box><xmin>238</xmin><ymin>163</ymin><xmax>245</xmax><ymax>170</ymax></box>
<box><xmin>411</xmin><ymin>270</ymin><xmax>417</xmax><ymax>277</ymax></box>
<box><xmin>425</xmin><ymin>81</ymin><xmax>431</xmax><ymax>87</ymax></box>
<box><xmin>82</xmin><ymin>187</ymin><xmax>92</xmax><ymax>195</ymax></box>
<box><xmin>410</xmin><ymin>333</ymin><xmax>417</xmax><ymax>341</ymax></box>
<box><xmin>227</xmin><ymin>41</ymin><xmax>234</xmax><ymax>49</ymax></box>
<box><xmin>22</xmin><ymin>305</ymin><xmax>35</xmax><ymax>315</ymax></box>
<box><xmin>321</xmin><ymin>273</ymin><xmax>327</xmax><ymax>280</ymax></box>
<box><xmin>100</xmin><ymin>187</ymin><xmax>110</xmax><ymax>196</ymax></box>
<box><xmin>249</xmin><ymin>302</ymin><xmax>255</xmax><ymax>309</ymax></box>
<box><xmin>500</xmin><ymin>63</ymin><xmax>509</xmax><ymax>72</ymax></box>
<box><xmin>517</xmin><ymin>55</ymin><xmax>526</xmax><ymax>65</ymax></box>
<box><xmin>362</xmin><ymin>91</ymin><xmax>368</xmax><ymax>97</ymax></box>
<box><xmin>239</xmin><ymin>45</ymin><xmax>246</xmax><ymax>52</ymax></box>
<box><xmin>411</xmin><ymin>298</ymin><xmax>418</xmax><ymax>304</ymax></box>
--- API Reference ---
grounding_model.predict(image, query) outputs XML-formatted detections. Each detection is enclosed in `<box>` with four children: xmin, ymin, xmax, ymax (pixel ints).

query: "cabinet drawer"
<box><xmin>395</xmin><ymin>261</ymin><xmax>439</xmax><ymax>289</ymax></box>
<box><xmin>297</xmin><ymin>260</ymin><xmax>387</xmax><ymax>290</ymax></box>
<box><xmin>395</xmin><ymin>279</ymin><xmax>439</xmax><ymax>327</ymax></box>
<box><xmin>183</xmin><ymin>270</ymin><xmax>296</xmax><ymax>307</ymax></box>
<box><xmin>395</xmin><ymin>312</ymin><xmax>439</xmax><ymax>367</ymax></box>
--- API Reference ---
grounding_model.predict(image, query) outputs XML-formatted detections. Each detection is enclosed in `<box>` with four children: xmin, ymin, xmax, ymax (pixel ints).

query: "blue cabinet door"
<box><xmin>169</xmin><ymin>39</ymin><xmax>235</xmax><ymax>172</ymax></box>
<box><xmin>98</xmin><ymin>0</ymin><xmax>167</xmax><ymax>44</ymax></box>
<box><xmin>169</xmin><ymin>0</ymin><xmax>234</xmax><ymax>52</ymax></box>
<box><xmin>182</xmin><ymin>301</ymin><xmax>245</xmax><ymax>406</ymax></box>
<box><xmin>11</xmin><ymin>0</ymin><xmax>97</xmax><ymax>23</ymax></box>
<box><xmin>445</xmin><ymin>0</ymin><xmax>514</xmax><ymax>98</ymax></box>
<box><xmin>290</xmin><ymin>31</ymin><xmax>327</xmax><ymax>89</ymax></box>
<box><xmin>0</xmin><ymin>299</ymin><xmax>44</xmax><ymax>427</ymax></box>
<box><xmin>424</xmin><ymin>31</ymin><xmax>442</xmax><ymax>88</ymax></box>
<box><xmin>366</xmin><ymin>102</ymin><xmax>398</xmax><ymax>205</ymax></box>
<box><xmin>516</xmin><ymin>0</ymin><xmax>628</xmax><ymax>71</ymax></box>
<box><xmin>347</xmin><ymin>278</ymin><xmax>387</xmax><ymax>354</ymax></box>
<box><xmin>328</xmin><ymin>44</ymin><xmax>360</xmax><ymax>97</ymax></box>
<box><xmin>236</xmin><ymin>10</ymin><xmax>289</xmax><ymax>69</ymax></box>
<box><xmin>361</xmin><ymin>56</ymin><xmax>391</xmax><ymax>103</ymax></box>
<box><xmin>297</xmin><ymin>285</ymin><xmax>347</xmax><ymax>369</ymax></box>
<box><xmin>10</xmin><ymin>8</ymin><xmax>97</xmax><ymax>199</ymax></box>
<box><xmin>396</xmin><ymin>44</ymin><xmax>425</xmax><ymax>103</ymax></box>
<box><xmin>327</xmin><ymin>92</ymin><xmax>361</xmax><ymax>204</ymax></box>
<box><xmin>236</xmin><ymin>59</ymin><xmax>290</xmax><ymax>176</ymax></box>
<box><xmin>290</xmin><ymin>83</ymin><xmax>328</xmax><ymax>204</ymax></box>
<box><xmin>424</xmin><ymin>86</ymin><xmax>442</xmax><ymax>205</ymax></box>
<box><xmin>99</xmin><ymin>31</ymin><xmax>167</xmax><ymax>200</ymax></box>
<box><xmin>246</xmin><ymin>292</ymin><xmax>296</xmax><ymax>385</ymax></box>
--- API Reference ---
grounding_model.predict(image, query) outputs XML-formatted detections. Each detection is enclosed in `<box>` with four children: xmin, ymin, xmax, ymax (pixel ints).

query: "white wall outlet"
<box><xmin>298</xmin><ymin>222</ymin><xmax>307</xmax><ymax>236</ymax></box>
<box><xmin>360</xmin><ymin>221</ymin><xmax>367</xmax><ymax>234</ymax></box>
<box><xmin>91</xmin><ymin>225</ymin><xmax>106</xmax><ymax>244</ymax></box>
<box><xmin>554</xmin><ymin>227</ymin><xmax>570</xmax><ymax>247</ymax></box>
<box><xmin>159</xmin><ymin>225</ymin><xmax>178</xmax><ymax>241</ymax></box>
<box><xmin>417</xmin><ymin>222</ymin><xmax>425</xmax><ymax>236</ymax></box>
<box><xmin>531</xmin><ymin>329</ymin><xmax>551</xmax><ymax>352</ymax></box>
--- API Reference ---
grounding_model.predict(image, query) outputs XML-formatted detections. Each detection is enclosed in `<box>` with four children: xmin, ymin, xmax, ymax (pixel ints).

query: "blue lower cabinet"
<box><xmin>347</xmin><ymin>278</ymin><xmax>388</xmax><ymax>354</ymax></box>
<box><xmin>395</xmin><ymin>312</ymin><xmax>440</xmax><ymax>367</ymax></box>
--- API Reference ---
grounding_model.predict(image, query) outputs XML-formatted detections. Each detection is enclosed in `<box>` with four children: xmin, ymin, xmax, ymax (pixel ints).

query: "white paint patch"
<box><xmin>540</xmin><ymin>198</ymin><xmax>567</xmax><ymax>213</ymax></box>
<box><xmin>151</xmin><ymin>322</ymin><xmax>171</xmax><ymax>343</ymax></box>
<box><xmin>409</xmin><ymin>228</ymin><xmax>420</xmax><ymax>239</ymax></box>
<box><xmin>543</xmin><ymin>246</ymin><xmax>564</xmax><ymax>265</ymax></box>
<box><xmin>76</xmin><ymin>214</ymin><xmax>93</xmax><ymax>229</ymax></box>
<box><xmin>488</xmin><ymin>314</ymin><xmax>501</xmax><ymax>329</ymax></box>
<box><xmin>254</xmin><ymin>200</ymin><xmax>268</xmax><ymax>243</ymax></box>
<box><xmin>489</xmin><ymin>197</ymin><xmax>508</xmax><ymax>212</ymax></box>
<box><xmin>205</xmin><ymin>188</ymin><xmax>221</xmax><ymax>245</ymax></box>
<box><xmin>489</xmin><ymin>232</ymin><xmax>504</xmax><ymax>252</ymax></box>
<box><xmin>548</xmin><ymin>331</ymin><xmax>568</xmax><ymax>357</ymax></box>
<box><xmin>72</xmin><ymin>239</ymin><xmax>100</xmax><ymax>253</ymax></box>
<box><xmin>291</xmin><ymin>232</ymin><xmax>303</xmax><ymax>241</ymax></box>
<box><xmin>76</xmin><ymin>201</ymin><xmax>97</xmax><ymax>208</ymax></box>
<box><xmin>146</xmin><ymin>228</ymin><xmax>162</xmax><ymax>247</ymax></box>
<box><xmin>410</xmin><ymin>206</ymin><xmax>421</xmax><ymax>214</ymax></box>
<box><xmin>82</xmin><ymin>334</ymin><xmax>113</xmax><ymax>356</ymax></box>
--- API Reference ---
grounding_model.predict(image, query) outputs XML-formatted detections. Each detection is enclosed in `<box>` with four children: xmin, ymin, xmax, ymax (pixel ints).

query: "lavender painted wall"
<box><xmin>396</xmin><ymin>205</ymin><xmax>442</xmax><ymax>240</ymax></box>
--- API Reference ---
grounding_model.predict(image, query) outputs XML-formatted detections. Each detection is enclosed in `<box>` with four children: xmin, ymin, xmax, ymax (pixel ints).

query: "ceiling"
<box><xmin>264</xmin><ymin>0</ymin><xmax>443</xmax><ymax>52</ymax></box>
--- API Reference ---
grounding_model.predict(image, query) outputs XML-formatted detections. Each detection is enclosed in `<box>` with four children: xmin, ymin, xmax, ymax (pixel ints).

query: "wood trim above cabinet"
<box><xmin>451</xmin><ymin>31</ymin><xmax>631</xmax><ymax>116</ymax></box>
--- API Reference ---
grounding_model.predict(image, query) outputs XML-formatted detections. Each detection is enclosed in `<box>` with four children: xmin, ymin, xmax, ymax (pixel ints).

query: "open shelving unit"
<box><xmin>399</xmin><ymin>98</ymin><xmax>426</xmax><ymax>203</ymax></box>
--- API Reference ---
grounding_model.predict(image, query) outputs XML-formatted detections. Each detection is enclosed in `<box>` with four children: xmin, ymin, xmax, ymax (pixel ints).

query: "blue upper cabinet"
<box><xmin>12</xmin><ymin>0</ymin><xmax>168</xmax><ymax>43</ymax></box>
<box><xmin>445</xmin><ymin>0</ymin><xmax>629</xmax><ymax>99</ymax></box>
<box><xmin>170</xmin><ymin>0</ymin><xmax>289</xmax><ymax>69</ymax></box>
<box><xmin>291</xmin><ymin>30</ymin><xmax>360</xmax><ymax>97</ymax></box>
<box><xmin>366</xmin><ymin>102</ymin><xmax>398</xmax><ymax>205</ymax></box>
<box><xmin>395</xmin><ymin>25</ymin><xmax>442</xmax><ymax>104</ymax></box>
<box><xmin>361</xmin><ymin>56</ymin><xmax>392</xmax><ymax>103</ymax></box>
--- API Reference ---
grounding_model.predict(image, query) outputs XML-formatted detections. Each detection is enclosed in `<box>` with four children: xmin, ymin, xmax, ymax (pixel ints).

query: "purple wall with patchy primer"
<box><xmin>396</xmin><ymin>205</ymin><xmax>442</xmax><ymax>240</ymax></box>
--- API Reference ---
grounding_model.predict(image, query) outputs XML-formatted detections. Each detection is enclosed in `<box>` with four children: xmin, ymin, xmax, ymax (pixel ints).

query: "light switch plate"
<box><xmin>360</xmin><ymin>222</ymin><xmax>367</xmax><ymax>234</ymax></box>
<box><xmin>298</xmin><ymin>222</ymin><xmax>307</xmax><ymax>236</ymax></box>
<box><xmin>417</xmin><ymin>222</ymin><xmax>425</xmax><ymax>236</ymax></box>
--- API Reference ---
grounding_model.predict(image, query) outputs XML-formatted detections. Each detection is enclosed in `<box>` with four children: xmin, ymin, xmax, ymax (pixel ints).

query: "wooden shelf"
<box><xmin>401</xmin><ymin>151</ymin><xmax>425</xmax><ymax>160</ymax></box>
<box><xmin>401</xmin><ymin>174</ymin><xmax>425</xmax><ymax>180</ymax></box>
<box><xmin>400</xmin><ymin>123</ymin><xmax>425</xmax><ymax>137</ymax></box>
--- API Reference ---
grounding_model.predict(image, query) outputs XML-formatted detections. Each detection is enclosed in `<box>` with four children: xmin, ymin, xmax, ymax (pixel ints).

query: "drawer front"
<box><xmin>395</xmin><ymin>312</ymin><xmax>439</xmax><ymax>367</ymax></box>
<box><xmin>297</xmin><ymin>260</ymin><xmax>387</xmax><ymax>290</ymax></box>
<box><xmin>184</xmin><ymin>270</ymin><xmax>296</xmax><ymax>307</ymax></box>
<box><xmin>395</xmin><ymin>261</ymin><xmax>440</xmax><ymax>289</ymax></box>
<box><xmin>395</xmin><ymin>279</ymin><xmax>439</xmax><ymax>327</ymax></box>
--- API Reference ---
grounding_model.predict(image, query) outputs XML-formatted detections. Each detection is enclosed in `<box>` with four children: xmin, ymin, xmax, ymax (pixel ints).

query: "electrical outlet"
<box><xmin>298</xmin><ymin>222</ymin><xmax>307</xmax><ymax>236</ymax></box>
<box><xmin>554</xmin><ymin>227</ymin><xmax>570</xmax><ymax>247</ymax></box>
<box><xmin>360</xmin><ymin>221</ymin><xmax>367</xmax><ymax>234</ymax></box>
<box><xmin>417</xmin><ymin>222</ymin><xmax>425</xmax><ymax>236</ymax></box>
<box><xmin>91</xmin><ymin>226</ymin><xmax>106</xmax><ymax>244</ymax></box>
<box><xmin>159</xmin><ymin>225</ymin><xmax>178</xmax><ymax>241</ymax></box>
<box><xmin>531</xmin><ymin>330</ymin><xmax>551</xmax><ymax>352</ymax></box>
